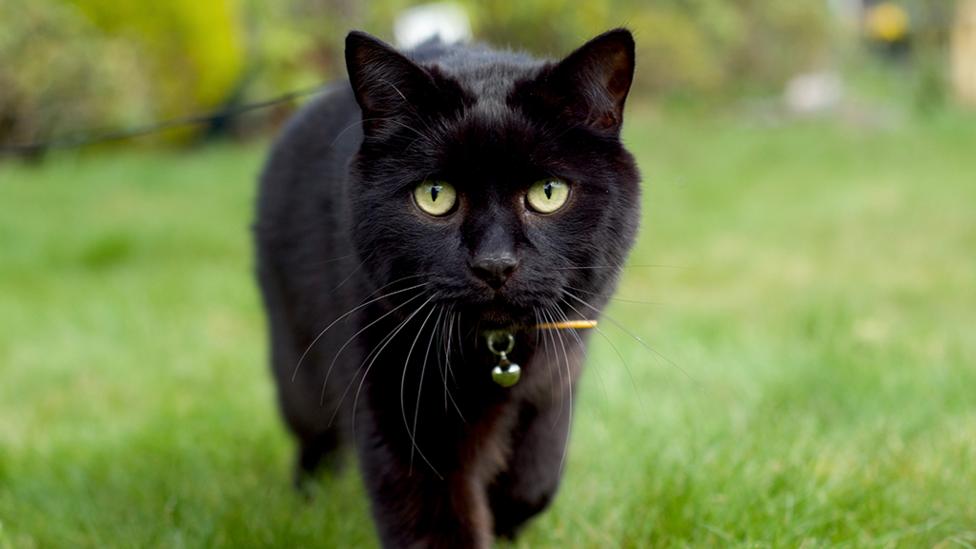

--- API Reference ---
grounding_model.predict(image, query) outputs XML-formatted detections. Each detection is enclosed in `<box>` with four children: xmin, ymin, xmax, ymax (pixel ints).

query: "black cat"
<box><xmin>254</xmin><ymin>28</ymin><xmax>640</xmax><ymax>547</ymax></box>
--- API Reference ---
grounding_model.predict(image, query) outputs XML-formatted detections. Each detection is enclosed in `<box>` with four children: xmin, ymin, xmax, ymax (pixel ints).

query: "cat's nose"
<box><xmin>469</xmin><ymin>253</ymin><xmax>519</xmax><ymax>289</ymax></box>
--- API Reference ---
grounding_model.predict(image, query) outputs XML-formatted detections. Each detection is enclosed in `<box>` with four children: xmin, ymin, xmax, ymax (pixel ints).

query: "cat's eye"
<box><xmin>413</xmin><ymin>180</ymin><xmax>457</xmax><ymax>216</ymax></box>
<box><xmin>526</xmin><ymin>178</ymin><xmax>570</xmax><ymax>214</ymax></box>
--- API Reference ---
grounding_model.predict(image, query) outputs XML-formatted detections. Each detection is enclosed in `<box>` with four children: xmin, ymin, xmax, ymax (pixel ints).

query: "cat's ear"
<box><xmin>536</xmin><ymin>29</ymin><xmax>635</xmax><ymax>134</ymax></box>
<box><xmin>345</xmin><ymin>31</ymin><xmax>439</xmax><ymax>135</ymax></box>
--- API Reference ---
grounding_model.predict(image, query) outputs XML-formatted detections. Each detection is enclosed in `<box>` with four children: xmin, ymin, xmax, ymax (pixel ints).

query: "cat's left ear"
<box><xmin>532</xmin><ymin>29</ymin><xmax>636</xmax><ymax>134</ymax></box>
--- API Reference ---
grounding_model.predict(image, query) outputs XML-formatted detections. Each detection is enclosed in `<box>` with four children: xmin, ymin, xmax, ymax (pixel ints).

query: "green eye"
<box><xmin>526</xmin><ymin>178</ymin><xmax>570</xmax><ymax>214</ymax></box>
<box><xmin>413</xmin><ymin>180</ymin><xmax>457</xmax><ymax>216</ymax></box>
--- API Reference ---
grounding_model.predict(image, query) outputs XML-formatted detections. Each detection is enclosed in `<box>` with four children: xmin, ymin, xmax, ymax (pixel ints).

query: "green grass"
<box><xmin>2</xmin><ymin>110</ymin><xmax>975</xmax><ymax>547</ymax></box>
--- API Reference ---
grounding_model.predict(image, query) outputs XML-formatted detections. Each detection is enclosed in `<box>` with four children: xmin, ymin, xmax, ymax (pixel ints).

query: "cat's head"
<box><xmin>345</xmin><ymin>29</ymin><xmax>641</xmax><ymax>327</ymax></box>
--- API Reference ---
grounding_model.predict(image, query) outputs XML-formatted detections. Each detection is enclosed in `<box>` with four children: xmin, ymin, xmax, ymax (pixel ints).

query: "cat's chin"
<box><xmin>477</xmin><ymin>308</ymin><xmax>518</xmax><ymax>325</ymax></box>
<box><xmin>467</xmin><ymin>300</ymin><xmax>535</xmax><ymax>329</ymax></box>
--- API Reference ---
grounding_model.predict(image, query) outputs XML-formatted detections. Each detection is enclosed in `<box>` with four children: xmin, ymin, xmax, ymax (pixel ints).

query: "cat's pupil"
<box><xmin>544</xmin><ymin>182</ymin><xmax>553</xmax><ymax>200</ymax></box>
<box><xmin>430</xmin><ymin>185</ymin><xmax>440</xmax><ymax>202</ymax></box>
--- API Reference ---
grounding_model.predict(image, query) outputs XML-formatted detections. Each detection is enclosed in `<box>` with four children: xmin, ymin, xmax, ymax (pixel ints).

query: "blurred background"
<box><xmin>2</xmin><ymin>0</ymin><xmax>975</xmax><ymax>149</ymax></box>
<box><xmin>1</xmin><ymin>1</ymin><xmax>975</xmax><ymax>547</ymax></box>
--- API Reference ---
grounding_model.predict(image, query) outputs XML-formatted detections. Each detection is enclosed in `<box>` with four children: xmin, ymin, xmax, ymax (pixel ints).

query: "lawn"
<box><xmin>1</xmin><ymin>109</ymin><xmax>975</xmax><ymax>547</ymax></box>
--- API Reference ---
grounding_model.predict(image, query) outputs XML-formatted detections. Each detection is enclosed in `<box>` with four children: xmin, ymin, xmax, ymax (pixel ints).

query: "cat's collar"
<box><xmin>533</xmin><ymin>320</ymin><xmax>598</xmax><ymax>331</ymax></box>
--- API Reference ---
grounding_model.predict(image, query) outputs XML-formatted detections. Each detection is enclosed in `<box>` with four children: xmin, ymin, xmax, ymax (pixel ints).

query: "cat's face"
<box><xmin>346</xmin><ymin>30</ymin><xmax>640</xmax><ymax>327</ymax></box>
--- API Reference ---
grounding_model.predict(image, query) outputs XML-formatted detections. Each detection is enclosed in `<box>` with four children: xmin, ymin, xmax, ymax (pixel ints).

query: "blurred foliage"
<box><xmin>240</xmin><ymin>0</ymin><xmax>402</xmax><ymax>103</ymax></box>
<box><xmin>66</xmin><ymin>0</ymin><xmax>248</xmax><ymax>125</ymax></box>
<box><xmin>0</xmin><ymin>1</ymin><xmax>151</xmax><ymax>147</ymax></box>
<box><xmin>0</xmin><ymin>0</ymin><xmax>967</xmax><ymax>150</ymax></box>
<box><xmin>468</xmin><ymin>0</ymin><xmax>831</xmax><ymax>97</ymax></box>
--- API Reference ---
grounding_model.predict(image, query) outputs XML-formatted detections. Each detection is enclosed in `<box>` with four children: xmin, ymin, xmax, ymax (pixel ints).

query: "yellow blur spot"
<box><xmin>866</xmin><ymin>2</ymin><xmax>911</xmax><ymax>43</ymax></box>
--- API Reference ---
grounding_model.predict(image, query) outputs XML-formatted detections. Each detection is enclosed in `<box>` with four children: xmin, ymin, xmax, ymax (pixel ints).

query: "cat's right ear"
<box><xmin>345</xmin><ymin>31</ymin><xmax>437</xmax><ymax>136</ymax></box>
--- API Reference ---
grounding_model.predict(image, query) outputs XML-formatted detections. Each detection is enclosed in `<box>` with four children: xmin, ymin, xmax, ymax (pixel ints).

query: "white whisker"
<box><xmin>562</xmin><ymin>290</ymin><xmax>692</xmax><ymax>381</ymax></box>
<box><xmin>560</xmin><ymin>295</ymin><xmax>646</xmax><ymax>412</ymax></box>
<box><xmin>409</xmin><ymin>306</ymin><xmax>444</xmax><ymax>473</ymax></box>
<box><xmin>319</xmin><ymin>290</ymin><xmax>427</xmax><ymax>405</ymax></box>
<box><xmin>548</xmin><ymin>308</ymin><xmax>574</xmax><ymax>476</ymax></box>
<box><xmin>398</xmin><ymin>304</ymin><xmax>442</xmax><ymax>479</ymax></box>
<box><xmin>292</xmin><ymin>281</ymin><xmax>430</xmax><ymax>381</ymax></box>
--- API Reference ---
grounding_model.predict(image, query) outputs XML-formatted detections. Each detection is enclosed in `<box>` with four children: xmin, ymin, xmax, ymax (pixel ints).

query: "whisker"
<box><xmin>533</xmin><ymin>306</ymin><xmax>557</xmax><ymax>405</ymax></box>
<box><xmin>327</xmin><ymin>300</ymin><xmax>417</xmax><ymax>426</ymax></box>
<box><xmin>410</xmin><ymin>306</ymin><xmax>444</xmax><ymax>473</ymax></box>
<box><xmin>562</xmin><ymin>291</ymin><xmax>692</xmax><ymax>381</ymax></box>
<box><xmin>542</xmin><ymin>308</ymin><xmax>567</xmax><ymax>427</ymax></box>
<box><xmin>342</xmin><ymin>296</ymin><xmax>434</xmax><ymax>436</ymax></box>
<box><xmin>399</xmin><ymin>304</ymin><xmax>442</xmax><ymax>478</ymax></box>
<box><xmin>319</xmin><ymin>290</ymin><xmax>428</xmax><ymax>405</ymax></box>
<box><xmin>559</xmin><ymin>296</ymin><xmax>643</xmax><ymax>412</ymax></box>
<box><xmin>552</xmin><ymin>264</ymin><xmax>681</xmax><ymax>271</ymax></box>
<box><xmin>553</xmin><ymin>303</ymin><xmax>609</xmax><ymax>407</ymax></box>
<box><xmin>440</xmin><ymin>307</ymin><xmax>465</xmax><ymax>421</ymax></box>
<box><xmin>292</xmin><ymin>281</ymin><xmax>430</xmax><ymax>381</ymax></box>
<box><xmin>549</xmin><ymin>307</ymin><xmax>574</xmax><ymax>476</ymax></box>
<box><xmin>563</xmin><ymin>284</ymin><xmax>666</xmax><ymax>306</ymax></box>
<box><xmin>361</xmin><ymin>273</ymin><xmax>430</xmax><ymax>300</ymax></box>
<box><xmin>454</xmin><ymin>309</ymin><xmax>466</xmax><ymax>371</ymax></box>
<box><xmin>302</xmin><ymin>252</ymin><xmax>359</xmax><ymax>268</ymax></box>
<box><xmin>327</xmin><ymin>251</ymin><xmax>372</xmax><ymax>294</ymax></box>
<box><xmin>438</xmin><ymin>306</ymin><xmax>450</xmax><ymax>411</ymax></box>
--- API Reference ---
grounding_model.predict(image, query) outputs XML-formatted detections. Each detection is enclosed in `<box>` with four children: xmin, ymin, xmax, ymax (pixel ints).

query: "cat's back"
<box><xmin>254</xmin><ymin>84</ymin><xmax>361</xmax><ymax>249</ymax></box>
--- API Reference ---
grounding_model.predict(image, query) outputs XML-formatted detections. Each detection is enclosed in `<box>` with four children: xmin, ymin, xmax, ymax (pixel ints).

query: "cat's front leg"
<box><xmin>487</xmin><ymin>398</ymin><xmax>572</xmax><ymax>539</ymax></box>
<box><xmin>362</xmin><ymin>457</ymin><xmax>493</xmax><ymax>549</ymax></box>
<box><xmin>371</xmin><ymin>473</ymin><xmax>492</xmax><ymax>549</ymax></box>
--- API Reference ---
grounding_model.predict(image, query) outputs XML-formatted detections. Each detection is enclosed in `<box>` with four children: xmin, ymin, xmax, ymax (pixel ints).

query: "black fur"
<box><xmin>254</xmin><ymin>29</ymin><xmax>640</xmax><ymax>547</ymax></box>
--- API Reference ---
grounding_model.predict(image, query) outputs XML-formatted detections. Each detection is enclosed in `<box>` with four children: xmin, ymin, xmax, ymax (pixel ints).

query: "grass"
<box><xmin>1</xmin><ymin>109</ymin><xmax>975</xmax><ymax>547</ymax></box>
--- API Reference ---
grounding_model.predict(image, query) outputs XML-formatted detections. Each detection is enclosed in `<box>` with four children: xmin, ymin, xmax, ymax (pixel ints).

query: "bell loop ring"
<box><xmin>485</xmin><ymin>330</ymin><xmax>515</xmax><ymax>356</ymax></box>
